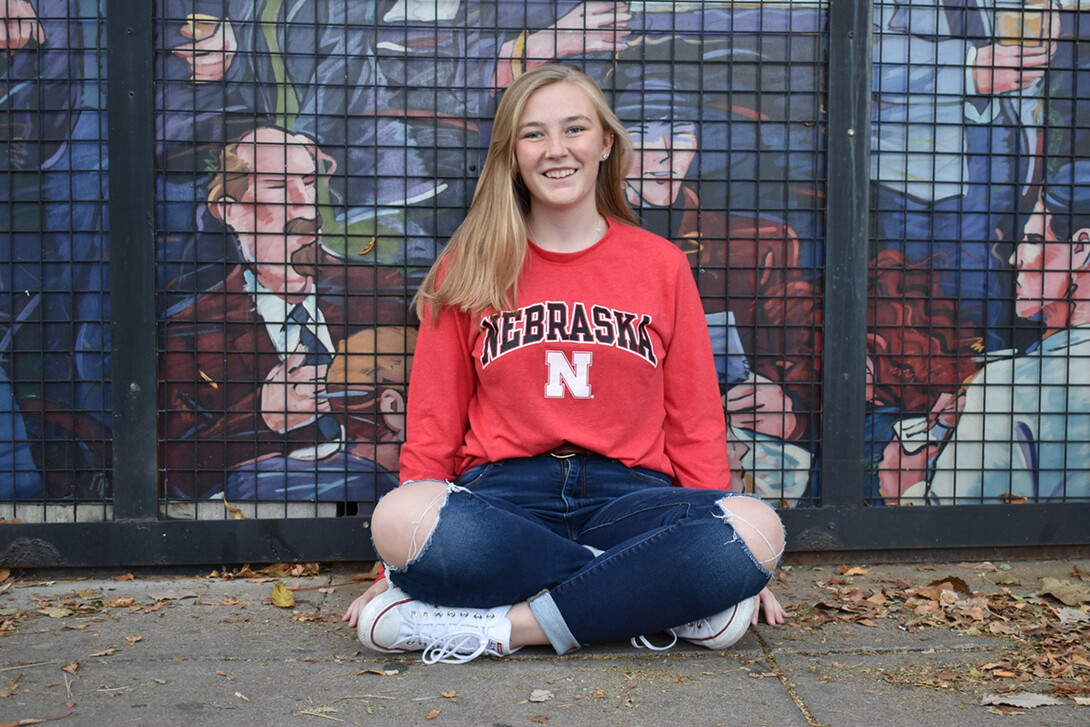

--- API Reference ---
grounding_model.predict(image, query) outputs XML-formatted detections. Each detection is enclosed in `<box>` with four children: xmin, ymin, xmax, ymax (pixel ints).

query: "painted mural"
<box><xmin>1</xmin><ymin>0</ymin><xmax>1087</xmax><ymax>513</ymax></box>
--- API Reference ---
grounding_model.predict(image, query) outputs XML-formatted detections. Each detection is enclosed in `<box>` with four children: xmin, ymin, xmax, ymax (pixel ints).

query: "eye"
<box><xmin>522</xmin><ymin>130</ymin><xmax>543</xmax><ymax>140</ymax></box>
<box><xmin>566</xmin><ymin>125</ymin><xmax>586</xmax><ymax>135</ymax></box>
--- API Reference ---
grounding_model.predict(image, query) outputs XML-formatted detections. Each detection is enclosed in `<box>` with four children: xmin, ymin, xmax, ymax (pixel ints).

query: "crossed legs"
<box><xmin>369</xmin><ymin>476</ymin><xmax>785</xmax><ymax>651</ymax></box>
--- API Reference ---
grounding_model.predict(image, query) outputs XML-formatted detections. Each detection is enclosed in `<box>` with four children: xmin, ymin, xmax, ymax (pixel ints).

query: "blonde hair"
<box><xmin>414</xmin><ymin>64</ymin><xmax>638</xmax><ymax>320</ymax></box>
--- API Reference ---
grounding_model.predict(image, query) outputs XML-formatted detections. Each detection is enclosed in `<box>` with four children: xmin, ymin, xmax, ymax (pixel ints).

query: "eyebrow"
<box><xmin>518</xmin><ymin>114</ymin><xmax>594</xmax><ymax>133</ymax></box>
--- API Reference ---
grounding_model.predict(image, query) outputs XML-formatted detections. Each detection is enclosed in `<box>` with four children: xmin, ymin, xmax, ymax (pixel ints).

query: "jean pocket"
<box><xmin>455</xmin><ymin>462</ymin><xmax>495</xmax><ymax>490</ymax></box>
<box><xmin>627</xmin><ymin>466</ymin><xmax>674</xmax><ymax>488</ymax></box>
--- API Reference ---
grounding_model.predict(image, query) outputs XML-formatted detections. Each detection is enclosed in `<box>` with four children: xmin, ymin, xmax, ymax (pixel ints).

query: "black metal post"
<box><xmin>108</xmin><ymin>0</ymin><xmax>158</xmax><ymax>520</ymax></box>
<box><xmin>819</xmin><ymin>0</ymin><xmax>872</xmax><ymax>509</ymax></box>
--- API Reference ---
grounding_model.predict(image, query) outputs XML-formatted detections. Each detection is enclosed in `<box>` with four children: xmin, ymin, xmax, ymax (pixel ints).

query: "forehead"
<box><xmin>237</xmin><ymin>132</ymin><xmax>317</xmax><ymax>175</ymax></box>
<box><xmin>521</xmin><ymin>81</ymin><xmax>598</xmax><ymax>120</ymax></box>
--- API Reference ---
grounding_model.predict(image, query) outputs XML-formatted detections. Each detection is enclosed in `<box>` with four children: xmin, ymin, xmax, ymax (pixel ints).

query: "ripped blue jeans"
<box><xmin>384</xmin><ymin>454</ymin><xmax>777</xmax><ymax>654</ymax></box>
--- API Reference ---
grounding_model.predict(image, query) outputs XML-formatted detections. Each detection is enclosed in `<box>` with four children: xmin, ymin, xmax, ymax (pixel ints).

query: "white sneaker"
<box><xmin>673</xmin><ymin>596</ymin><xmax>757</xmax><ymax>650</ymax></box>
<box><xmin>357</xmin><ymin>586</ymin><xmax>519</xmax><ymax>664</ymax></box>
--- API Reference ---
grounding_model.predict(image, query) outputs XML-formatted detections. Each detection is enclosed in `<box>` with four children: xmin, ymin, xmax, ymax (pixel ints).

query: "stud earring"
<box><xmin>601</xmin><ymin>153</ymin><xmax>609</xmax><ymax>160</ymax></box>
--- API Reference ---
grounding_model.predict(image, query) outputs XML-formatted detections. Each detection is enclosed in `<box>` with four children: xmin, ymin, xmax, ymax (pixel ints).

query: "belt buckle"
<box><xmin>549</xmin><ymin>450</ymin><xmax>577</xmax><ymax>459</ymax></box>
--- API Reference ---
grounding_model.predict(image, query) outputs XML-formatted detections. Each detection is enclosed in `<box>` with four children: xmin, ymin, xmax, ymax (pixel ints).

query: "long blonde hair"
<box><xmin>414</xmin><ymin>64</ymin><xmax>638</xmax><ymax>320</ymax></box>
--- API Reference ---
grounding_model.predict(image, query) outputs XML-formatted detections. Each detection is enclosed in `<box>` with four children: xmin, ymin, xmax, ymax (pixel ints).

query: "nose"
<box><xmin>544</xmin><ymin>133</ymin><xmax>566</xmax><ymax>158</ymax></box>
<box><xmin>285</xmin><ymin>177</ymin><xmax>317</xmax><ymax>215</ymax></box>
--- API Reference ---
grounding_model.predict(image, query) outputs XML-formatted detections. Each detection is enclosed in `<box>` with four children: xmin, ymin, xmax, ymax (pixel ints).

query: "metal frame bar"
<box><xmin>4</xmin><ymin>503</ymin><xmax>1090</xmax><ymax>567</ymax></box>
<box><xmin>107</xmin><ymin>0</ymin><xmax>158</xmax><ymax>520</ymax></box>
<box><xmin>820</xmin><ymin>0</ymin><xmax>872</xmax><ymax>508</ymax></box>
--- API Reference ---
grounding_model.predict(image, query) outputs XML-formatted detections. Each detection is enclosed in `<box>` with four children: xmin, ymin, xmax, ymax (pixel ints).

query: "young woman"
<box><xmin>342</xmin><ymin>64</ymin><xmax>787</xmax><ymax>664</ymax></box>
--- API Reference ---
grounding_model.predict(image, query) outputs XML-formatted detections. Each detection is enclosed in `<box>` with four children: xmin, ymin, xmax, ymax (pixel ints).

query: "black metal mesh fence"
<box><xmin>0</xmin><ymin>1</ymin><xmax>111</xmax><ymax>521</ymax></box>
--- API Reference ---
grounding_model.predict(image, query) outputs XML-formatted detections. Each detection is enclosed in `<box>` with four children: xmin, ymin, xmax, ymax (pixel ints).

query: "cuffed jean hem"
<box><xmin>528</xmin><ymin>589</ymin><xmax>581</xmax><ymax>655</ymax></box>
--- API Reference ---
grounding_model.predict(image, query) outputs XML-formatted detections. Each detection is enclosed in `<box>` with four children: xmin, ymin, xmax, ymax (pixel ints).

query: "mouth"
<box><xmin>544</xmin><ymin>168</ymin><xmax>576</xmax><ymax>179</ymax></box>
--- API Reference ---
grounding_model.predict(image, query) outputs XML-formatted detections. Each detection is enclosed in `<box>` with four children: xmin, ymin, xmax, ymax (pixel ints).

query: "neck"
<box><xmin>527</xmin><ymin>208</ymin><xmax>606</xmax><ymax>253</ymax></box>
<box><xmin>1041</xmin><ymin>272</ymin><xmax>1090</xmax><ymax>331</ymax></box>
<box><xmin>253</xmin><ymin>265</ymin><xmax>313</xmax><ymax>303</ymax></box>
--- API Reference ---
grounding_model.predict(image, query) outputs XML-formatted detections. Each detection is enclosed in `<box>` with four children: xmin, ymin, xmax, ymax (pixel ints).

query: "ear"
<box><xmin>602</xmin><ymin>132</ymin><xmax>615</xmax><ymax>159</ymax></box>
<box><xmin>1074</xmin><ymin>229</ymin><xmax>1090</xmax><ymax>271</ymax></box>
<box><xmin>213</xmin><ymin>196</ymin><xmax>242</xmax><ymax>229</ymax></box>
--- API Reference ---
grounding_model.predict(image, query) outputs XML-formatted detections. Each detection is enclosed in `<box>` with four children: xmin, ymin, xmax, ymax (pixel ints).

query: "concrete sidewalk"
<box><xmin>1</xmin><ymin>559</ymin><xmax>1087</xmax><ymax>726</ymax></box>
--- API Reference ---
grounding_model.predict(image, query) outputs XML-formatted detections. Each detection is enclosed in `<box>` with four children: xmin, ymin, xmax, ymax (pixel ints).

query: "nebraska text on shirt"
<box><xmin>479</xmin><ymin>302</ymin><xmax>658</xmax><ymax>368</ymax></box>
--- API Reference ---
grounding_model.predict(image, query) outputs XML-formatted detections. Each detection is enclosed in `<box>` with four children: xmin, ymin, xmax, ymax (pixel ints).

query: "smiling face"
<box><xmin>513</xmin><ymin>81</ymin><xmax>613</xmax><ymax>219</ymax></box>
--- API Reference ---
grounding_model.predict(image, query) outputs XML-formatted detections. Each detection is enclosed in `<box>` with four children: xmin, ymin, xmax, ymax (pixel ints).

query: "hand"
<box><xmin>527</xmin><ymin>2</ymin><xmax>633</xmax><ymax>62</ymax></box>
<box><xmin>973</xmin><ymin>42</ymin><xmax>1052</xmax><ymax>94</ymax></box>
<box><xmin>170</xmin><ymin>16</ymin><xmax>237</xmax><ymax>83</ymax></box>
<box><xmin>342</xmin><ymin>576</ymin><xmax>389</xmax><ymax>628</ymax></box>
<box><xmin>1</xmin><ymin>0</ymin><xmax>44</xmax><ymax>54</ymax></box>
<box><xmin>260</xmin><ymin>347</ymin><xmax>332</xmax><ymax>433</ymax></box>
<box><xmin>725</xmin><ymin>374</ymin><xmax>799</xmax><ymax>439</ymax></box>
<box><xmin>877</xmin><ymin>438</ymin><xmax>932</xmax><ymax>502</ymax></box>
<box><xmin>754</xmin><ymin>586</ymin><xmax>787</xmax><ymax>626</ymax></box>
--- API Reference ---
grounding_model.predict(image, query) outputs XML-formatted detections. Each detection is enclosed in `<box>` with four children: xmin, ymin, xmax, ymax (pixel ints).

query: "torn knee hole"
<box><xmin>714</xmin><ymin>500</ymin><xmax>785</xmax><ymax>569</ymax></box>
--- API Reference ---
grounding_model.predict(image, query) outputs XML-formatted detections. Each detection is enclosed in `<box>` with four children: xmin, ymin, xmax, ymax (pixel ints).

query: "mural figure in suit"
<box><xmin>160</xmin><ymin>126</ymin><xmax>411</xmax><ymax>503</ymax></box>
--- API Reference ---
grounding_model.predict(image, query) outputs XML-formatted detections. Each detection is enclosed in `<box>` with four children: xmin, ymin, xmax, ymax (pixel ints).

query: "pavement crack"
<box><xmin>755</xmin><ymin>630</ymin><xmax>829</xmax><ymax>727</ymax></box>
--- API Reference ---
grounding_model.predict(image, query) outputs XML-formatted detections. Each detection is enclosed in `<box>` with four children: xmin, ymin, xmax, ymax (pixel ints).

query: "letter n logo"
<box><xmin>544</xmin><ymin>351</ymin><xmax>593</xmax><ymax>399</ymax></box>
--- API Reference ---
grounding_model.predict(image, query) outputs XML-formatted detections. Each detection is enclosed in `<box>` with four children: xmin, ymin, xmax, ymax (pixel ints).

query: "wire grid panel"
<box><xmin>0</xmin><ymin>1</ymin><xmax>112</xmax><ymax>522</ymax></box>
<box><xmin>151</xmin><ymin>1</ymin><xmax>828</xmax><ymax>518</ymax></box>
<box><xmin>866</xmin><ymin>0</ymin><xmax>1090</xmax><ymax>505</ymax></box>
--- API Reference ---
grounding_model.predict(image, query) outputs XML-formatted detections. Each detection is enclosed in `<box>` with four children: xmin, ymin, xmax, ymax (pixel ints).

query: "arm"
<box><xmin>495</xmin><ymin>2</ymin><xmax>632</xmax><ymax>88</ymax></box>
<box><xmin>661</xmin><ymin>257</ymin><xmax>732</xmax><ymax>490</ymax></box>
<box><xmin>398</xmin><ymin>304</ymin><xmax>477</xmax><ymax>483</ymax></box>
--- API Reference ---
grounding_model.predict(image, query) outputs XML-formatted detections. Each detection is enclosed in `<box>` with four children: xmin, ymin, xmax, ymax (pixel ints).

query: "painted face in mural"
<box><xmin>220</xmin><ymin>128</ymin><xmax>322</xmax><ymax>296</ymax></box>
<box><xmin>624</xmin><ymin>120</ymin><xmax>698</xmax><ymax>208</ymax></box>
<box><xmin>514</xmin><ymin>81</ymin><xmax>613</xmax><ymax>219</ymax></box>
<box><xmin>1013</xmin><ymin>196</ymin><xmax>1081</xmax><ymax>324</ymax></box>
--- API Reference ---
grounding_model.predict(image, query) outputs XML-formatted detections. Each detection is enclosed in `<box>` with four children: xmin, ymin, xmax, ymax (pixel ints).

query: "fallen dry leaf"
<box><xmin>222</xmin><ymin>498</ymin><xmax>247</xmax><ymax>520</ymax></box>
<box><xmin>426</xmin><ymin>708</ymin><xmax>441</xmax><ymax>720</ymax></box>
<box><xmin>113</xmin><ymin>573</ymin><xmax>134</xmax><ymax>581</ymax></box>
<box><xmin>37</xmin><ymin>607</ymin><xmax>72</xmax><ymax>619</ymax></box>
<box><xmin>124</xmin><ymin>635</ymin><xmax>142</xmax><ymax>645</ymax></box>
<box><xmin>528</xmin><ymin>716</ymin><xmax>549</xmax><ymax>724</ymax></box>
<box><xmin>87</xmin><ymin>647</ymin><xmax>116</xmax><ymax>658</ymax></box>
<box><xmin>216</xmin><ymin>670</ymin><xmax>237</xmax><ymax>680</ymax></box>
<box><xmin>60</xmin><ymin>663</ymin><xmax>79</xmax><ymax>676</ymax></box>
<box><xmin>105</xmin><ymin>597</ymin><xmax>135</xmax><ymax>608</ymax></box>
<box><xmin>356</xmin><ymin>668</ymin><xmax>398</xmax><ymax>676</ymax></box>
<box><xmin>1039</xmin><ymin>578</ymin><xmax>1090</xmax><ymax>607</ymax></box>
<box><xmin>271</xmin><ymin>583</ymin><xmax>295</xmax><ymax>609</ymax></box>
<box><xmin>528</xmin><ymin>689</ymin><xmax>554</xmax><ymax>703</ymax></box>
<box><xmin>0</xmin><ymin>714</ymin><xmax>76</xmax><ymax>726</ymax></box>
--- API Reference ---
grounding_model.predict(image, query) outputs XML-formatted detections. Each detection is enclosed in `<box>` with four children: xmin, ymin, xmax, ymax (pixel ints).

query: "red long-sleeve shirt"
<box><xmin>399</xmin><ymin>220</ymin><xmax>730</xmax><ymax>490</ymax></box>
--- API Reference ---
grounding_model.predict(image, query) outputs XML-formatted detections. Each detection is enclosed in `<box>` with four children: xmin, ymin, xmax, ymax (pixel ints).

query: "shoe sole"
<box><xmin>357</xmin><ymin>586</ymin><xmax>417</xmax><ymax>654</ymax></box>
<box><xmin>683</xmin><ymin>596</ymin><xmax>757</xmax><ymax>650</ymax></box>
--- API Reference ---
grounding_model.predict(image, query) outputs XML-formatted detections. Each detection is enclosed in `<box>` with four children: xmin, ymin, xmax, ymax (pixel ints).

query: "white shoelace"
<box><xmin>630</xmin><ymin>629</ymin><xmax>681</xmax><ymax>651</ymax></box>
<box><xmin>419</xmin><ymin>630</ymin><xmax>494</xmax><ymax>664</ymax></box>
<box><xmin>389</xmin><ymin>607</ymin><xmax>510</xmax><ymax>664</ymax></box>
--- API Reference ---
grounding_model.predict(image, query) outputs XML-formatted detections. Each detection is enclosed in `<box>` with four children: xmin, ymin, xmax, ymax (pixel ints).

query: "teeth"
<box><xmin>545</xmin><ymin>169</ymin><xmax>575</xmax><ymax>179</ymax></box>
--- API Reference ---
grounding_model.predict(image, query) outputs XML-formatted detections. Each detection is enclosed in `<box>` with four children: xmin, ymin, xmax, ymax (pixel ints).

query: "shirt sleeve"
<box><xmin>398</xmin><ymin>303</ymin><xmax>478</xmax><ymax>483</ymax></box>
<box><xmin>661</xmin><ymin>256</ymin><xmax>732</xmax><ymax>490</ymax></box>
